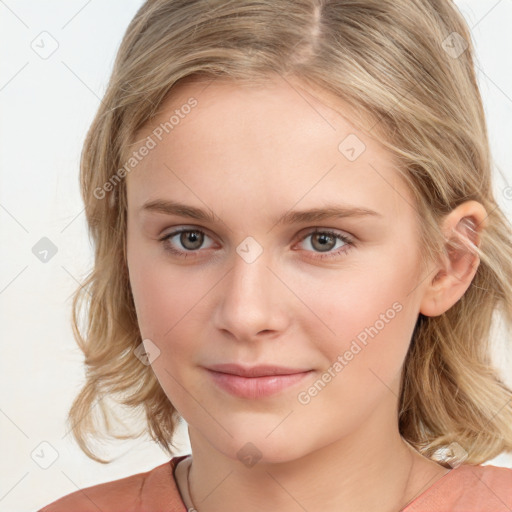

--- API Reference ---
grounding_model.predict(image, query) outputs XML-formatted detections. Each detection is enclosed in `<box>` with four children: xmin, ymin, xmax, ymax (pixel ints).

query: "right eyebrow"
<box><xmin>139</xmin><ymin>199</ymin><xmax>217</xmax><ymax>222</ymax></box>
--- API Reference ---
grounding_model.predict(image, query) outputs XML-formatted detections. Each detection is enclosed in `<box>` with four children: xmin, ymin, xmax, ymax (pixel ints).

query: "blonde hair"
<box><xmin>70</xmin><ymin>0</ymin><xmax>512</xmax><ymax>465</ymax></box>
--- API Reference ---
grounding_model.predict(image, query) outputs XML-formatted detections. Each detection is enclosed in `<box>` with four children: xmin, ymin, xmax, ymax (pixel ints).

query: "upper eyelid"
<box><xmin>161</xmin><ymin>225</ymin><xmax>216</xmax><ymax>242</ymax></box>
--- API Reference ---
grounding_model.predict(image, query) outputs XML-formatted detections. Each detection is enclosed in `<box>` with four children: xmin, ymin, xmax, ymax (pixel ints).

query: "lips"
<box><xmin>205</xmin><ymin>363</ymin><xmax>313</xmax><ymax>399</ymax></box>
<box><xmin>207</xmin><ymin>363</ymin><xmax>311</xmax><ymax>377</ymax></box>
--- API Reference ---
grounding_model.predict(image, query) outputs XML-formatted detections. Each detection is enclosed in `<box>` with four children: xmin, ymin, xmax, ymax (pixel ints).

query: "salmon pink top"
<box><xmin>38</xmin><ymin>454</ymin><xmax>512</xmax><ymax>511</ymax></box>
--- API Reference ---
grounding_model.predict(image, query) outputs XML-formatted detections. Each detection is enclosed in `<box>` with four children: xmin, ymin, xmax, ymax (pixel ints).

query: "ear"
<box><xmin>419</xmin><ymin>200</ymin><xmax>488</xmax><ymax>317</ymax></box>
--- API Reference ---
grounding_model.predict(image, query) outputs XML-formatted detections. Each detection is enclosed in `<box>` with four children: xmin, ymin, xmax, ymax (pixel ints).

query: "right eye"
<box><xmin>160</xmin><ymin>228</ymin><xmax>215</xmax><ymax>258</ymax></box>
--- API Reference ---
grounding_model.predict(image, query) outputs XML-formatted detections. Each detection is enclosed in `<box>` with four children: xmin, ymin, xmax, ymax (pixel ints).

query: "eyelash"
<box><xmin>159</xmin><ymin>228</ymin><xmax>355</xmax><ymax>261</ymax></box>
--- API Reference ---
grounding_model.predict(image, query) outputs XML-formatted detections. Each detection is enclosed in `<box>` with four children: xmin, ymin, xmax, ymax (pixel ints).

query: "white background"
<box><xmin>0</xmin><ymin>1</ymin><xmax>511</xmax><ymax>511</ymax></box>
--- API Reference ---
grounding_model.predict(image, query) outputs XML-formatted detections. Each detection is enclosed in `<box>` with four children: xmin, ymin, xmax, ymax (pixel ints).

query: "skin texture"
<box><xmin>125</xmin><ymin>74</ymin><xmax>487</xmax><ymax>512</ymax></box>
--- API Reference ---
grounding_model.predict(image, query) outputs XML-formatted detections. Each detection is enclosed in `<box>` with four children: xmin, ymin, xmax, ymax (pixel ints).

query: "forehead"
<box><xmin>126</xmin><ymin>75</ymin><xmax>413</xmax><ymax>222</ymax></box>
<box><xmin>141</xmin><ymin>74</ymin><xmax>378</xmax><ymax>143</ymax></box>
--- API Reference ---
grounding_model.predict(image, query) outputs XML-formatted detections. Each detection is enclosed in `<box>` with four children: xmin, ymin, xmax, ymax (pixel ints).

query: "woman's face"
<box><xmin>126</xmin><ymin>75</ymin><xmax>429</xmax><ymax>463</ymax></box>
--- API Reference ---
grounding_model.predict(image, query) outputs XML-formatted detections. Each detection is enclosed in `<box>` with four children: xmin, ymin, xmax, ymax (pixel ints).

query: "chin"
<box><xmin>211</xmin><ymin>430</ymin><xmax>316</xmax><ymax>468</ymax></box>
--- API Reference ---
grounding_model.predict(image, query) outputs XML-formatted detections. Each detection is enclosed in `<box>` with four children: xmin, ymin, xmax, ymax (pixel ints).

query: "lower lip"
<box><xmin>206</xmin><ymin>369</ymin><xmax>312</xmax><ymax>399</ymax></box>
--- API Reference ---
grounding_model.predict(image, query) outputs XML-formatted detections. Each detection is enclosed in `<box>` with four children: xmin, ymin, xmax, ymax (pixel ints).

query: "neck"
<box><xmin>182</xmin><ymin>402</ymin><xmax>442</xmax><ymax>512</ymax></box>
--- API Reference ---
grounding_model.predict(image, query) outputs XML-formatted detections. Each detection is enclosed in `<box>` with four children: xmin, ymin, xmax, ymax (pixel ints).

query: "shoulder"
<box><xmin>37</xmin><ymin>456</ymin><xmax>189</xmax><ymax>512</ymax></box>
<box><xmin>405</xmin><ymin>463</ymin><xmax>512</xmax><ymax>512</ymax></box>
<box><xmin>37</xmin><ymin>469</ymin><xmax>150</xmax><ymax>512</ymax></box>
<box><xmin>450</xmin><ymin>464</ymin><xmax>512</xmax><ymax>511</ymax></box>
<box><xmin>470</xmin><ymin>462</ymin><xmax>512</xmax><ymax>482</ymax></box>
<box><xmin>459</xmin><ymin>464</ymin><xmax>512</xmax><ymax>503</ymax></box>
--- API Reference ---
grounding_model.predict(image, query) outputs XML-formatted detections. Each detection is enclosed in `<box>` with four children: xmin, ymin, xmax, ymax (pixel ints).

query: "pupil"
<box><xmin>314</xmin><ymin>233</ymin><xmax>334</xmax><ymax>252</ymax></box>
<box><xmin>182</xmin><ymin>231</ymin><xmax>202</xmax><ymax>249</ymax></box>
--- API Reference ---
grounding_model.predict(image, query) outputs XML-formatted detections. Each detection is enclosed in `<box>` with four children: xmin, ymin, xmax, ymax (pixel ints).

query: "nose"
<box><xmin>212</xmin><ymin>246</ymin><xmax>290</xmax><ymax>342</ymax></box>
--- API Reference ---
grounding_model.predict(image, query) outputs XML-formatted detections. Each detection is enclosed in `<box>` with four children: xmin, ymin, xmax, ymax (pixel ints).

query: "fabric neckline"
<box><xmin>168</xmin><ymin>454</ymin><xmax>461</xmax><ymax>511</ymax></box>
<box><xmin>401</xmin><ymin>464</ymin><xmax>461</xmax><ymax>510</ymax></box>
<box><xmin>169</xmin><ymin>454</ymin><xmax>192</xmax><ymax>510</ymax></box>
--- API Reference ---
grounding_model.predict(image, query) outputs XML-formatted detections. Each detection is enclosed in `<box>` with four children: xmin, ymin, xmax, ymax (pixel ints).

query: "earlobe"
<box><xmin>419</xmin><ymin>201</ymin><xmax>487</xmax><ymax>317</ymax></box>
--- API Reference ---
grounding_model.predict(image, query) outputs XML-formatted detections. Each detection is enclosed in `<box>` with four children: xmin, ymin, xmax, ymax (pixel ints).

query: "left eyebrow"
<box><xmin>274</xmin><ymin>204</ymin><xmax>383</xmax><ymax>226</ymax></box>
<box><xmin>139</xmin><ymin>199</ymin><xmax>383</xmax><ymax>225</ymax></box>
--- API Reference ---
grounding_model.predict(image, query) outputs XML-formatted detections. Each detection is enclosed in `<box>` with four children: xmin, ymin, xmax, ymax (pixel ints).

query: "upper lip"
<box><xmin>206</xmin><ymin>363</ymin><xmax>311</xmax><ymax>378</ymax></box>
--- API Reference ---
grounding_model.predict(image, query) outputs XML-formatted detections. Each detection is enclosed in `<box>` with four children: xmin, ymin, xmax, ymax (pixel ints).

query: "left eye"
<box><xmin>159</xmin><ymin>228</ymin><xmax>354</xmax><ymax>260</ymax></box>
<box><xmin>297</xmin><ymin>229</ymin><xmax>353</xmax><ymax>259</ymax></box>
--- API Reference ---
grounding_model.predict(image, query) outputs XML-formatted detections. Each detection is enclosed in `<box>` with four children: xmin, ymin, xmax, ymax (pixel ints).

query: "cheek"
<box><xmin>293</xmin><ymin>295</ymin><xmax>415</xmax><ymax>436</ymax></box>
<box><xmin>127</xmin><ymin>256</ymin><xmax>207</xmax><ymax>413</ymax></box>
<box><xmin>296</xmin><ymin>261</ymin><xmax>414</xmax><ymax>332</ymax></box>
<box><xmin>128</xmin><ymin>245</ymin><xmax>200</xmax><ymax>339</ymax></box>
<box><xmin>294</xmin><ymin>255</ymin><xmax>419</xmax><ymax>381</ymax></box>
<box><xmin>312</xmin><ymin>293</ymin><xmax>412</xmax><ymax>383</ymax></box>
<box><xmin>128</xmin><ymin>256</ymin><xmax>217</xmax><ymax>404</ymax></box>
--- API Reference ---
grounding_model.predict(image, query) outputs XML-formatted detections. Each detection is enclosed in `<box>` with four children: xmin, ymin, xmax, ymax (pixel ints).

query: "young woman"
<box><xmin>39</xmin><ymin>0</ymin><xmax>512</xmax><ymax>511</ymax></box>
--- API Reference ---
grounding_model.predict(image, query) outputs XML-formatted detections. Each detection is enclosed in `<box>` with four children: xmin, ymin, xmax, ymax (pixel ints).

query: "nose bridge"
<box><xmin>214</xmin><ymin>240</ymin><xmax>286</xmax><ymax>338</ymax></box>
